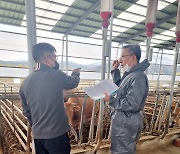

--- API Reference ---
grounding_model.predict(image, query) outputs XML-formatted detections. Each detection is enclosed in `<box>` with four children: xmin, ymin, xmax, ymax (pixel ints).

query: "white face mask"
<box><xmin>121</xmin><ymin>64</ymin><xmax>131</xmax><ymax>73</ymax></box>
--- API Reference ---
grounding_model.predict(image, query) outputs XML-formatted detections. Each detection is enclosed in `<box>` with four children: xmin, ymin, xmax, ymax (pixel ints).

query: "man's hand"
<box><xmin>72</xmin><ymin>68</ymin><xmax>81</xmax><ymax>73</ymax></box>
<box><xmin>112</xmin><ymin>60</ymin><xmax>120</xmax><ymax>70</ymax></box>
<box><xmin>103</xmin><ymin>93</ymin><xmax>110</xmax><ymax>102</ymax></box>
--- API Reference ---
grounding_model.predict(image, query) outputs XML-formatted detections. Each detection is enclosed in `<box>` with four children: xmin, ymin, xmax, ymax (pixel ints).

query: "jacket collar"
<box><xmin>121</xmin><ymin>59</ymin><xmax>150</xmax><ymax>81</ymax></box>
<box><xmin>35</xmin><ymin>63</ymin><xmax>52</xmax><ymax>71</ymax></box>
<box><xmin>129</xmin><ymin>59</ymin><xmax>150</xmax><ymax>73</ymax></box>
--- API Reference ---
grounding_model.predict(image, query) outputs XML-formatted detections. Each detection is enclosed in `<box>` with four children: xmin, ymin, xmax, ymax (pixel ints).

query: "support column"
<box><xmin>25</xmin><ymin>0</ymin><xmax>37</xmax><ymax>73</ymax></box>
<box><xmin>61</xmin><ymin>36</ymin><xmax>65</xmax><ymax>70</ymax></box>
<box><xmin>107</xmin><ymin>15</ymin><xmax>113</xmax><ymax>79</ymax></box>
<box><xmin>161</xmin><ymin>0</ymin><xmax>180</xmax><ymax>138</ymax></box>
<box><xmin>0</xmin><ymin>101</ymin><xmax>3</xmax><ymax>154</ymax></box>
<box><xmin>25</xmin><ymin>0</ymin><xmax>37</xmax><ymax>153</ymax></box>
<box><xmin>66</xmin><ymin>36</ymin><xmax>68</xmax><ymax>74</ymax></box>
<box><xmin>145</xmin><ymin>0</ymin><xmax>158</xmax><ymax>75</ymax></box>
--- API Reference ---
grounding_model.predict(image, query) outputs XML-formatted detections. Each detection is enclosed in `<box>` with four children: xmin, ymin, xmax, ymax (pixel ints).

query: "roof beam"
<box><xmin>154</xmin><ymin>38</ymin><xmax>176</xmax><ymax>49</ymax></box>
<box><xmin>118</xmin><ymin>12</ymin><xmax>177</xmax><ymax>44</ymax></box>
<box><xmin>0</xmin><ymin>0</ymin><xmax>25</xmax><ymax>6</ymax></box>
<box><xmin>63</xmin><ymin>0</ymin><xmax>100</xmax><ymax>37</ymax></box>
<box><xmin>41</xmin><ymin>0</ymin><xmax>96</xmax><ymax>12</ymax></box>
<box><xmin>1</xmin><ymin>6</ymin><xmax>175</xmax><ymax>36</ymax></box>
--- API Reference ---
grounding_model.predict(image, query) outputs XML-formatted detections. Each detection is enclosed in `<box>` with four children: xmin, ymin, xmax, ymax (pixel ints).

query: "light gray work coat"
<box><xmin>109</xmin><ymin>59</ymin><xmax>150</xmax><ymax>154</ymax></box>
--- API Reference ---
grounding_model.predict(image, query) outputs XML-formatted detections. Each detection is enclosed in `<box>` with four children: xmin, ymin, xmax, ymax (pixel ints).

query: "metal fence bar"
<box><xmin>1</xmin><ymin>107</ymin><xmax>26</xmax><ymax>150</ymax></box>
<box><xmin>88</xmin><ymin>100</ymin><xmax>97</xmax><ymax>143</ymax></box>
<box><xmin>78</xmin><ymin>96</ymin><xmax>87</xmax><ymax>145</ymax></box>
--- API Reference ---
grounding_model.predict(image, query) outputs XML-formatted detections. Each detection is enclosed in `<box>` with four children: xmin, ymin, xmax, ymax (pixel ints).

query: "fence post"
<box><xmin>26</xmin><ymin>124</ymin><xmax>31</xmax><ymax>154</ymax></box>
<box><xmin>0</xmin><ymin>100</ymin><xmax>3</xmax><ymax>154</ymax></box>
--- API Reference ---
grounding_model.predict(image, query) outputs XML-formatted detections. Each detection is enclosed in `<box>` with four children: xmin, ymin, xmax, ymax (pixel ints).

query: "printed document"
<box><xmin>83</xmin><ymin>79</ymin><xmax>119</xmax><ymax>100</ymax></box>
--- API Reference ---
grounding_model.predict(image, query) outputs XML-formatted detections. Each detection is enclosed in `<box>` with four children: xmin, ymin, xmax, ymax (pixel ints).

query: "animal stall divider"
<box><xmin>0</xmin><ymin>98</ymin><xmax>33</xmax><ymax>153</ymax></box>
<box><xmin>0</xmin><ymin>83</ymin><xmax>179</xmax><ymax>153</ymax></box>
<box><xmin>78</xmin><ymin>96</ymin><xmax>88</xmax><ymax>145</ymax></box>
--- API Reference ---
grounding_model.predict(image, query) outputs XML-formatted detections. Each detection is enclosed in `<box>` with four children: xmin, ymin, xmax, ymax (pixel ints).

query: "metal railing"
<box><xmin>0</xmin><ymin>81</ymin><xmax>180</xmax><ymax>153</ymax></box>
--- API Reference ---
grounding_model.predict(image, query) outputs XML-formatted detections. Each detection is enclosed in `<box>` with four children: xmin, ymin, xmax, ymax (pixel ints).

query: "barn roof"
<box><xmin>0</xmin><ymin>0</ymin><xmax>178</xmax><ymax>50</ymax></box>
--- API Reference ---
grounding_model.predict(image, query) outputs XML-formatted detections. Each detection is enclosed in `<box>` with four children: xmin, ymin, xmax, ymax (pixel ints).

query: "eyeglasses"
<box><xmin>120</xmin><ymin>54</ymin><xmax>132</xmax><ymax>58</ymax></box>
<box><xmin>47</xmin><ymin>55</ymin><xmax>58</xmax><ymax>60</ymax></box>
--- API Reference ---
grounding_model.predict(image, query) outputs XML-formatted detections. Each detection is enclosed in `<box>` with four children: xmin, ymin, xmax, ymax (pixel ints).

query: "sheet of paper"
<box><xmin>83</xmin><ymin>79</ymin><xmax>119</xmax><ymax>100</ymax></box>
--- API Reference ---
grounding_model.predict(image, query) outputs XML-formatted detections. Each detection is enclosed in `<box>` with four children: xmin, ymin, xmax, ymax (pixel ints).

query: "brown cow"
<box><xmin>64</xmin><ymin>97</ymin><xmax>99</xmax><ymax>130</ymax></box>
<box><xmin>169</xmin><ymin>102</ymin><xmax>180</xmax><ymax>128</ymax></box>
<box><xmin>64</xmin><ymin>102</ymin><xmax>81</xmax><ymax>129</ymax></box>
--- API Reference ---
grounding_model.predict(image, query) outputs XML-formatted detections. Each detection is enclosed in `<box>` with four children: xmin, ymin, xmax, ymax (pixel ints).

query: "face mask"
<box><xmin>122</xmin><ymin>64</ymin><xmax>130</xmax><ymax>73</ymax></box>
<box><xmin>53</xmin><ymin>61</ymin><xmax>59</xmax><ymax>70</ymax></box>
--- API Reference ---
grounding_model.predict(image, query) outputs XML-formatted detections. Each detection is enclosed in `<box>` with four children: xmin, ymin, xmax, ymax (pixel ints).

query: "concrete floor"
<box><xmin>71</xmin><ymin>131</ymin><xmax>180</xmax><ymax>154</ymax></box>
<box><xmin>137</xmin><ymin>133</ymin><xmax>180</xmax><ymax>154</ymax></box>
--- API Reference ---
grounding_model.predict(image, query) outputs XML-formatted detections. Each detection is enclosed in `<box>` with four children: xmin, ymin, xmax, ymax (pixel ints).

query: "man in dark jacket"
<box><xmin>19</xmin><ymin>43</ymin><xmax>80</xmax><ymax>154</ymax></box>
<box><xmin>104</xmin><ymin>44</ymin><xmax>149</xmax><ymax>154</ymax></box>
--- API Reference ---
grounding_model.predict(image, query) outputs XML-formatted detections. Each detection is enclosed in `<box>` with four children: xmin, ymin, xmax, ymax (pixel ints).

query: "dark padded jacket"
<box><xmin>19</xmin><ymin>64</ymin><xmax>80</xmax><ymax>139</ymax></box>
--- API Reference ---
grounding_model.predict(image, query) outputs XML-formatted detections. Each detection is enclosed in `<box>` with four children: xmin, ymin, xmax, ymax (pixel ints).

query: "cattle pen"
<box><xmin>0</xmin><ymin>80</ymin><xmax>180</xmax><ymax>153</ymax></box>
<box><xmin>1</xmin><ymin>0</ymin><xmax>180</xmax><ymax>153</ymax></box>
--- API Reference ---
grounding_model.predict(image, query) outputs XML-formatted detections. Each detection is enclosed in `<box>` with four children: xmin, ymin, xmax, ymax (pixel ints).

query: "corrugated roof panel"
<box><xmin>118</xmin><ymin>34</ymin><xmax>131</xmax><ymax>40</ymax></box>
<box><xmin>168</xmin><ymin>17</ymin><xmax>176</xmax><ymax>23</ymax></box>
<box><xmin>155</xmin><ymin>2</ymin><xmax>177</xmax><ymax>19</ymax></box>
<box><xmin>73</xmin><ymin>28</ymin><xmax>93</xmax><ymax>36</ymax></box>
<box><xmin>8</xmin><ymin>12</ymin><xmax>17</xmax><ymax>18</ymax></box>
<box><xmin>13</xmin><ymin>13</ymin><xmax>19</xmax><ymax>19</ymax></box>
<box><xmin>0</xmin><ymin>9</ymin><xmax>3</xmax><ymax>16</ymax></box>
<box><xmin>7</xmin><ymin>18</ymin><xmax>12</xmax><ymax>24</ymax></box>
<box><xmin>159</xmin><ymin>22</ymin><xmax>175</xmax><ymax>30</ymax></box>
<box><xmin>114</xmin><ymin>0</ymin><xmax>139</xmax><ymax>17</ymax></box>
<box><xmin>19</xmin><ymin>0</ymin><xmax>25</xmax><ymax>3</ymax></box>
<box><xmin>12</xmin><ymin>19</ymin><xmax>18</xmax><ymax>25</ymax></box>
<box><xmin>87</xmin><ymin>12</ymin><xmax>101</xmax><ymax>22</ymax></box>
<box><xmin>156</xmin><ymin>11</ymin><xmax>170</xmax><ymax>19</ymax></box>
<box><xmin>113</xmin><ymin>0</ymin><xmax>134</xmax><ymax>17</ymax></box>
<box><xmin>61</xmin><ymin>13</ymin><xmax>79</xmax><ymax>22</ymax></box>
<box><xmin>53</xmin><ymin>27</ymin><xmax>67</xmax><ymax>33</ymax></box>
<box><xmin>52</xmin><ymin>1</ymin><xmax>100</xmax><ymax>35</ymax></box>
<box><xmin>136</xmin><ymin>36</ymin><xmax>146</xmax><ymax>41</ymax></box>
<box><xmin>0</xmin><ymin>0</ymin><xmax>179</xmax><ymax>49</ymax></box>
<box><xmin>162</xmin><ymin>1</ymin><xmax>178</xmax><ymax>12</ymax></box>
<box><xmin>7</xmin><ymin>2</ymin><xmax>16</xmax><ymax>10</ymax></box>
<box><xmin>16</xmin><ymin>4</ymin><xmax>24</xmax><ymax>12</ymax></box>
<box><xmin>125</xmin><ymin>29</ymin><xmax>139</xmax><ymax>34</ymax></box>
<box><xmin>1</xmin><ymin>10</ymin><xmax>6</xmax><ymax>16</ymax></box>
<box><xmin>0</xmin><ymin>0</ymin><xmax>25</xmax><ymax>26</ymax></box>
<box><xmin>0</xmin><ymin>1</ymin><xmax>6</xmax><ymax>8</ymax></box>
<box><xmin>71</xmin><ymin>30</ymin><xmax>90</xmax><ymax>37</ymax></box>
<box><xmin>81</xmin><ymin>19</ymin><xmax>100</xmax><ymax>28</ymax></box>
<box><xmin>62</xmin><ymin>0</ymin><xmax>93</xmax><ymax>18</ymax></box>
<box><xmin>66</xmin><ymin>8</ymin><xmax>84</xmax><ymax>17</ymax></box>
<box><xmin>113</xmin><ymin>23</ymin><xmax>144</xmax><ymax>41</ymax></box>
<box><xmin>154</xmin><ymin>38</ymin><xmax>176</xmax><ymax>49</ymax></box>
<box><xmin>75</xmin><ymin>25</ymin><xmax>97</xmax><ymax>32</ymax></box>
<box><xmin>113</xmin><ymin>2</ymin><xmax>176</xmax><ymax>46</ymax></box>
<box><xmin>56</xmin><ymin>22</ymin><xmax>72</xmax><ymax>28</ymax></box>
<box><xmin>72</xmin><ymin>0</ymin><xmax>93</xmax><ymax>9</ymax></box>
<box><xmin>128</xmin><ymin>40</ymin><xmax>142</xmax><ymax>44</ymax></box>
<box><xmin>80</xmin><ymin>20</ymin><xmax>100</xmax><ymax>28</ymax></box>
<box><xmin>18</xmin><ymin>13</ymin><xmax>24</xmax><ymax>20</ymax></box>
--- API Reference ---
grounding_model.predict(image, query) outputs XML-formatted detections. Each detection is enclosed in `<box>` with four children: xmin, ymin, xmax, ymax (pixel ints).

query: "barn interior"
<box><xmin>0</xmin><ymin>0</ymin><xmax>180</xmax><ymax>153</ymax></box>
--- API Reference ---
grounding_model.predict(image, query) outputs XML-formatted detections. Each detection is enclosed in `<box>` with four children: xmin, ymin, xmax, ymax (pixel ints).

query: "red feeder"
<box><xmin>100</xmin><ymin>11</ymin><xmax>112</xmax><ymax>28</ymax></box>
<box><xmin>100</xmin><ymin>0</ymin><xmax>113</xmax><ymax>28</ymax></box>
<box><xmin>146</xmin><ymin>23</ymin><xmax>155</xmax><ymax>38</ymax></box>
<box><xmin>176</xmin><ymin>0</ymin><xmax>180</xmax><ymax>43</ymax></box>
<box><xmin>145</xmin><ymin>0</ymin><xmax>158</xmax><ymax>38</ymax></box>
